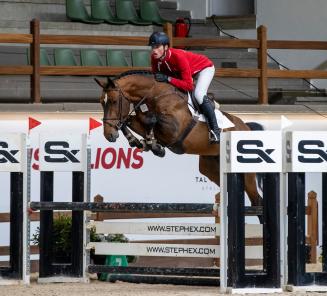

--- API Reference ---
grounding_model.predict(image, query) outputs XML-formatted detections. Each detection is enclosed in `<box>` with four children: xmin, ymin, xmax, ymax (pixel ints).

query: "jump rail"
<box><xmin>29</xmin><ymin>201</ymin><xmax>262</xmax><ymax>215</ymax></box>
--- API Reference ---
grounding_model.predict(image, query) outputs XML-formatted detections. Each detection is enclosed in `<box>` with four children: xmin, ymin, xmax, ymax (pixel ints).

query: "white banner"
<box><xmin>223</xmin><ymin>131</ymin><xmax>283</xmax><ymax>173</ymax></box>
<box><xmin>39</xmin><ymin>133</ymin><xmax>87</xmax><ymax>172</ymax></box>
<box><xmin>0</xmin><ymin>133</ymin><xmax>26</xmax><ymax>172</ymax></box>
<box><xmin>285</xmin><ymin>131</ymin><xmax>327</xmax><ymax>172</ymax></box>
<box><xmin>0</xmin><ymin>117</ymin><xmax>219</xmax><ymax>205</ymax></box>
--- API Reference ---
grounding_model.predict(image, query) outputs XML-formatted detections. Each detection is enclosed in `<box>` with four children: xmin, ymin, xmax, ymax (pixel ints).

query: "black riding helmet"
<box><xmin>148</xmin><ymin>32</ymin><xmax>170</xmax><ymax>47</ymax></box>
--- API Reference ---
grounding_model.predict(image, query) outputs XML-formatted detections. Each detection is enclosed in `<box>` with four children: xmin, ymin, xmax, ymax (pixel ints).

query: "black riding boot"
<box><xmin>200</xmin><ymin>96</ymin><xmax>221</xmax><ymax>144</ymax></box>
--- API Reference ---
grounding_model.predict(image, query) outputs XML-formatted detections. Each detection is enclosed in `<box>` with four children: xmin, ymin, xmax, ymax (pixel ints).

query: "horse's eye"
<box><xmin>103</xmin><ymin>93</ymin><xmax>108</xmax><ymax>105</ymax></box>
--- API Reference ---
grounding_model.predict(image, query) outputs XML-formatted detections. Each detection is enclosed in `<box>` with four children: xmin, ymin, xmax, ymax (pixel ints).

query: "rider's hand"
<box><xmin>154</xmin><ymin>73</ymin><xmax>169</xmax><ymax>83</ymax></box>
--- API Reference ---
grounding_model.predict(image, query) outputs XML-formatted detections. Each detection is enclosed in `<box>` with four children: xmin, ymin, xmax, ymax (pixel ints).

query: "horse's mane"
<box><xmin>114</xmin><ymin>70</ymin><xmax>153</xmax><ymax>80</ymax></box>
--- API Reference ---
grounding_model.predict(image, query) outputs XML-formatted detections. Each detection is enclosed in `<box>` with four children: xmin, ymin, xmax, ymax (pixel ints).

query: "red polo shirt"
<box><xmin>151</xmin><ymin>48</ymin><xmax>213</xmax><ymax>91</ymax></box>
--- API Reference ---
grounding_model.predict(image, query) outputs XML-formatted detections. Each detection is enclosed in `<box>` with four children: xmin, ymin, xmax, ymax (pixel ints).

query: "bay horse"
<box><xmin>95</xmin><ymin>70</ymin><xmax>263</xmax><ymax>215</ymax></box>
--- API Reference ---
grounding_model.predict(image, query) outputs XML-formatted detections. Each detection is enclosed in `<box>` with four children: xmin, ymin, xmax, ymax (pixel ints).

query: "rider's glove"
<box><xmin>154</xmin><ymin>73</ymin><xmax>169</xmax><ymax>83</ymax></box>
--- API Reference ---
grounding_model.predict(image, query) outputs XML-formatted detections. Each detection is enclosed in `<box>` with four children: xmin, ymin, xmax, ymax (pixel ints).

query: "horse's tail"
<box><xmin>245</xmin><ymin>121</ymin><xmax>264</xmax><ymax>193</ymax></box>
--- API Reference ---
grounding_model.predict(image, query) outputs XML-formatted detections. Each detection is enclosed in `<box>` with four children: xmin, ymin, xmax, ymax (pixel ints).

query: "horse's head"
<box><xmin>95</xmin><ymin>77</ymin><xmax>131</xmax><ymax>142</ymax></box>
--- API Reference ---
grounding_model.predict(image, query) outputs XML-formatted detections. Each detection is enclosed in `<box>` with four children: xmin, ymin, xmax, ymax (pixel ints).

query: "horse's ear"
<box><xmin>106</xmin><ymin>77</ymin><xmax>115</xmax><ymax>89</ymax></box>
<box><xmin>94</xmin><ymin>78</ymin><xmax>106</xmax><ymax>89</ymax></box>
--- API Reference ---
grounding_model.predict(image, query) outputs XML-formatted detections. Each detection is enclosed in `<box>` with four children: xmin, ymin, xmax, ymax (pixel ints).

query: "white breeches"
<box><xmin>193</xmin><ymin>65</ymin><xmax>215</xmax><ymax>104</ymax></box>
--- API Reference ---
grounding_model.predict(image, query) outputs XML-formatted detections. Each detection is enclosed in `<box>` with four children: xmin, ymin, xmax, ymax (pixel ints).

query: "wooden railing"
<box><xmin>1</xmin><ymin>19</ymin><xmax>327</xmax><ymax>104</ymax></box>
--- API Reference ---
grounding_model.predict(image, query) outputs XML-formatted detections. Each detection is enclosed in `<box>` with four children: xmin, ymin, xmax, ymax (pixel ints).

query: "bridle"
<box><xmin>102</xmin><ymin>83</ymin><xmax>148</xmax><ymax>130</ymax></box>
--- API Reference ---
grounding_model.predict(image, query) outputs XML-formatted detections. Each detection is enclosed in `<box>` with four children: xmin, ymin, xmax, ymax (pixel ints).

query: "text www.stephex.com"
<box><xmin>146</xmin><ymin>246</ymin><xmax>216</xmax><ymax>255</ymax></box>
<box><xmin>147</xmin><ymin>225</ymin><xmax>216</xmax><ymax>233</ymax></box>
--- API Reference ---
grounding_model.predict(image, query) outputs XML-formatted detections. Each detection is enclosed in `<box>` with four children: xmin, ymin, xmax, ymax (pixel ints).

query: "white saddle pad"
<box><xmin>187</xmin><ymin>93</ymin><xmax>235</xmax><ymax>129</ymax></box>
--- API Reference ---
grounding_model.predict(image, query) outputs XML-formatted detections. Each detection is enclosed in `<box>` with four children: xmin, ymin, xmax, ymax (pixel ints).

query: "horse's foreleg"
<box><xmin>145</xmin><ymin>129</ymin><xmax>165</xmax><ymax>157</ymax></box>
<box><xmin>128</xmin><ymin>115</ymin><xmax>166</xmax><ymax>157</ymax></box>
<box><xmin>121</xmin><ymin>124</ymin><xmax>143</xmax><ymax>149</ymax></box>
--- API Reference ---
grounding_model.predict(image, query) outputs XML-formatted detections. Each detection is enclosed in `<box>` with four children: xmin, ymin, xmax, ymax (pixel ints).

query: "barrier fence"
<box><xmin>0</xmin><ymin>130</ymin><xmax>327</xmax><ymax>293</ymax></box>
<box><xmin>0</xmin><ymin>191</ymin><xmax>318</xmax><ymax>273</ymax></box>
<box><xmin>1</xmin><ymin>19</ymin><xmax>327</xmax><ymax>103</ymax></box>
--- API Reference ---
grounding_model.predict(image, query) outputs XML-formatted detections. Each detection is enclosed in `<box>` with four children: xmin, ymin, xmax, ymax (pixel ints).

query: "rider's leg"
<box><xmin>194</xmin><ymin>65</ymin><xmax>220</xmax><ymax>143</ymax></box>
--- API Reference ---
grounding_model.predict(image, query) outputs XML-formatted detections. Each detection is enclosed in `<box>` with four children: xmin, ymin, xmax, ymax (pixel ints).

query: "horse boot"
<box><xmin>145</xmin><ymin>129</ymin><xmax>166</xmax><ymax>157</ymax></box>
<box><xmin>199</xmin><ymin>96</ymin><xmax>221</xmax><ymax>144</ymax></box>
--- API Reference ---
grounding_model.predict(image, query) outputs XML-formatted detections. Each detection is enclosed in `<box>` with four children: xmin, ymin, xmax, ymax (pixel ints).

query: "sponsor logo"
<box><xmin>43</xmin><ymin>141</ymin><xmax>80</xmax><ymax>163</ymax></box>
<box><xmin>237</xmin><ymin>140</ymin><xmax>275</xmax><ymax>163</ymax></box>
<box><xmin>0</xmin><ymin>141</ymin><xmax>19</xmax><ymax>163</ymax></box>
<box><xmin>298</xmin><ymin>140</ymin><xmax>327</xmax><ymax>163</ymax></box>
<box><xmin>92</xmin><ymin>147</ymin><xmax>143</xmax><ymax>169</ymax></box>
<box><xmin>32</xmin><ymin>147</ymin><xmax>143</xmax><ymax>170</ymax></box>
<box><xmin>146</xmin><ymin>246</ymin><xmax>217</xmax><ymax>256</ymax></box>
<box><xmin>147</xmin><ymin>225</ymin><xmax>216</xmax><ymax>234</ymax></box>
<box><xmin>195</xmin><ymin>176</ymin><xmax>218</xmax><ymax>191</ymax></box>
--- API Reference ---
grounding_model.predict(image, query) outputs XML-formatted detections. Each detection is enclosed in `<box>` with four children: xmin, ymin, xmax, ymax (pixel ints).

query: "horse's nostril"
<box><xmin>106</xmin><ymin>133</ymin><xmax>118</xmax><ymax>142</ymax></box>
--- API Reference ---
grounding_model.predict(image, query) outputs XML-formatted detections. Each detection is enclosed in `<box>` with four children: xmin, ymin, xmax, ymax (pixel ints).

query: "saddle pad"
<box><xmin>187</xmin><ymin>93</ymin><xmax>235</xmax><ymax>129</ymax></box>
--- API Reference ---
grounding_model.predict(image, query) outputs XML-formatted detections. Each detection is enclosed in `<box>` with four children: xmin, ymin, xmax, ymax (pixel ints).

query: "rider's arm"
<box><xmin>168</xmin><ymin>53</ymin><xmax>194</xmax><ymax>91</ymax></box>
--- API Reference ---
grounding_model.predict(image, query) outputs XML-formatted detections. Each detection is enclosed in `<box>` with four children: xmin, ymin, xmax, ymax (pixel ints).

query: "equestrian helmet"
<box><xmin>148</xmin><ymin>32</ymin><xmax>170</xmax><ymax>47</ymax></box>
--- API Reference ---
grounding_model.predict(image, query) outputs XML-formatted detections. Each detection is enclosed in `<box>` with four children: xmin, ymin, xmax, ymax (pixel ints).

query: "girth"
<box><xmin>167</xmin><ymin>118</ymin><xmax>197</xmax><ymax>155</ymax></box>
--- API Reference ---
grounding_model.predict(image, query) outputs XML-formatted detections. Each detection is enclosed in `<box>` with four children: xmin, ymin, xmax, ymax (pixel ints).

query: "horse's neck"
<box><xmin>119</xmin><ymin>77</ymin><xmax>193</xmax><ymax>145</ymax></box>
<box><xmin>119</xmin><ymin>77</ymin><xmax>156</xmax><ymax>101</ymax></box>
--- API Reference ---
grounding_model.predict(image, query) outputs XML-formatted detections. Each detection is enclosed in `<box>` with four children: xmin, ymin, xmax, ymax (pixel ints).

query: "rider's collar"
<box><xmin>160</xmin><ymin>48</ymin><xmax>171</xmax><ymax>62</ymax></box>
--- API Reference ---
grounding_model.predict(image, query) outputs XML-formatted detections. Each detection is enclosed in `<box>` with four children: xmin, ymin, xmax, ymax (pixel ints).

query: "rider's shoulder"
<box><xmin>169</xmin><ymin>48</ymin><xmax>188</xmax><ymax>60</ymax></box>
<box><xmin>170</xmin><ymin>48</ymin><xmax>184</xmax><ymax>54</ymax></box>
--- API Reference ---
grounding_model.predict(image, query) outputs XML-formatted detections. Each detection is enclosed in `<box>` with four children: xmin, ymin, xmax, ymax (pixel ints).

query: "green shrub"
<box><xmin>32</xmin><ymin>215</ymin><xmax>130</xmax><ymax>262</ymax></box>
<box><xmin>32</xmin><ymin>214</ymin><xmax>74</xmax><ymax>261</ymax></box>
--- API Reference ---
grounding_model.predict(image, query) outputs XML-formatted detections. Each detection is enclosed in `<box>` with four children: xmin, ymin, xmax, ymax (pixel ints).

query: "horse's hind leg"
<box><xmin>199</xmin><ymin>156</ymin><xmax>262</xmax><ymax>207</ymax></box>
<box><xmin>244</xmin><ymin>173</ymin><xmax>263</xmax><ymax>223</ymax></box>
<box><xmin>244</xmin><ymin>173</ymin><xmax>263</xmax><ymax>206</ymax></box>
<box><xmin>199</xmin><ymin>155</ymin><xmax>220</xmax><ymax>186</ymax></box>
<box><xmin>199</xmin><ymin>156</ymin><xmax>263</xmax><ymax>223</ymax></box>
<box><xmin>199</xmin><ymin>155</ymin><xmax>220</xmax><ymax>218</ymax></box>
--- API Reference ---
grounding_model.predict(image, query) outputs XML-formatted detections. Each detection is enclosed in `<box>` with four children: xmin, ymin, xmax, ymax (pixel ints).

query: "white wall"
<box><xmin>209</xmin><ymin>0</ymin><xmax>254</xmax><ymax>16</ymax></box>
<box><xmin>170</xmin><ymin>0</ymin><xmax>208</xmax><ymax>19</ymax></box>
<box><xmin>256</xmin><ymin>0</ymin><xmax>327</xmax><ymax>88</ymax></box>
<box><xmin>170</xmin><ymin>0</ymin><xmax>254</xmax><ymax>18</ymax></box>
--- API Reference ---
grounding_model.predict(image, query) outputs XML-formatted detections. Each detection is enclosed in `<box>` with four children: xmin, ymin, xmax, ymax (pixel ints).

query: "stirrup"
<box><xmin>209</xmin><ymin>130</ymin><xmax>220</xmax><ymax>144</ymax></box>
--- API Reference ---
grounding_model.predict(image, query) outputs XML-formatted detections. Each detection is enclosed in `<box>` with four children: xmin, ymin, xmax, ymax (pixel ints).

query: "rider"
<box><xmin>148</xmin><ymin>31</ymin><xmax>220</xmax><ymax>143</ymax></box>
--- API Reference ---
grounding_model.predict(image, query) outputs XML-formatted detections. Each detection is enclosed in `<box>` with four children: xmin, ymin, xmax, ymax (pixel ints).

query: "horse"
<box><xmin>95</xmin><ymin>70</ymin><xmax>263</xmax><ymax>218</ymax></box>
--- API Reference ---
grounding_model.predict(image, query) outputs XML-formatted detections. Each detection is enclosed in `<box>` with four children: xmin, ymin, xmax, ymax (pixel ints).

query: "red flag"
<box><xmin>28</xmin><ymin>117</ymin><xmax>41</xmax><ymax>131</ymax></box>
<box><xmin>89</xmin><ymin>117</ymin><xmax>102</xmax><ymax>133</ymax></box>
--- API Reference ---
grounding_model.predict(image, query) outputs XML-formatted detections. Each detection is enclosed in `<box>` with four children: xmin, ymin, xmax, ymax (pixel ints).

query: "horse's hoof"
<box><xmin>152</xmin><ymin>146</ymin><xmax>165</xmax><ymax>158</ymax></box>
